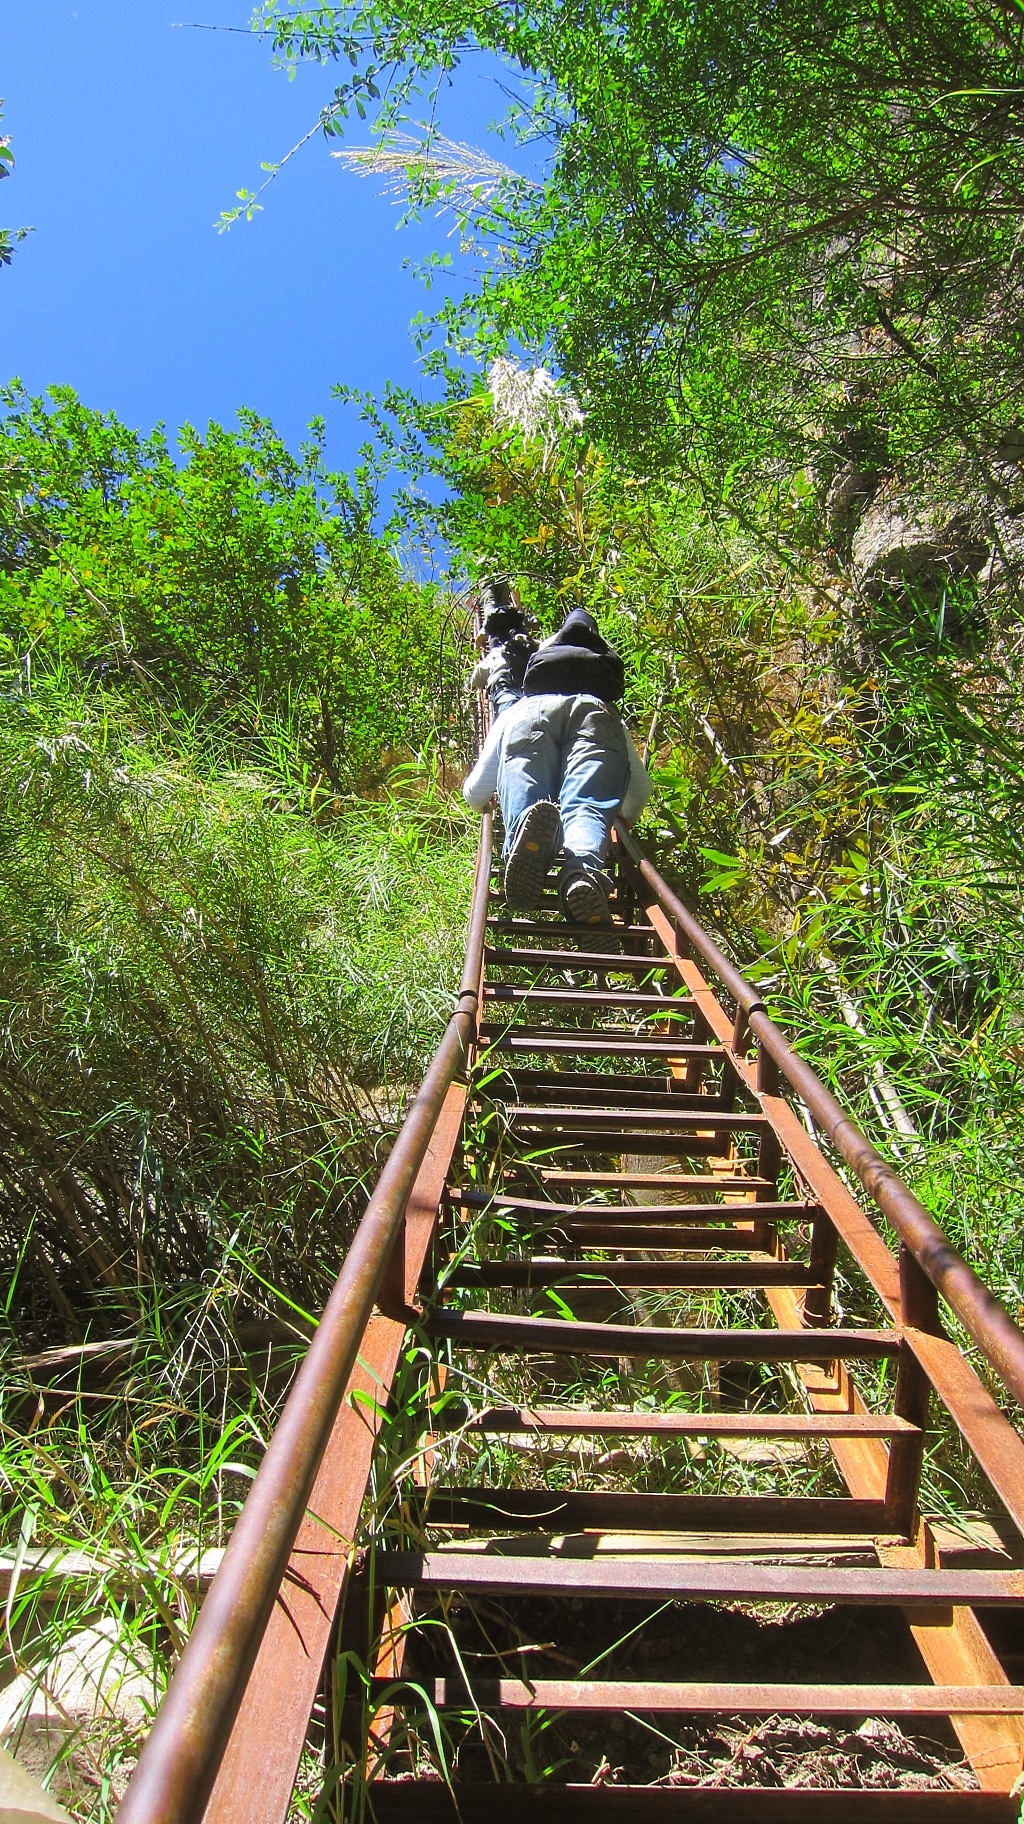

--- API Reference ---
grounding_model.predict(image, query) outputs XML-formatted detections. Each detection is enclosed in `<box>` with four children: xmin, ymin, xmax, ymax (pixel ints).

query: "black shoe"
<box><xmin>482</xmin><ymin>604</ymin><xmax>531</xmax><ymax>641</ymax></box>
<box><xmin>480</xmin><ymin>577</ymin><xmax>514</xmax><ymax>614</ymax></box>
<box><xmin>504</xmin><ymin>801</ymin><xmax>562</xmax><ymax>910</ymax></box>
<box><xmin>562</xmin><ymin>868</ymin><xmax>613</xmax><ymax>927</ymax></box>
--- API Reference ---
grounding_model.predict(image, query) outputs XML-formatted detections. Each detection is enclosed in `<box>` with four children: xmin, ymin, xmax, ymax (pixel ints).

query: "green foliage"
<box><xmin>341</xmin><ymin>369</ymin><xmax>1024</xmax><ymax>1339</ymax></box>
<box><xmin>0</xmin><ymin>386</ymin><xmax>480</xmax><ymax>1340</ymax></box>
<box><xmin>0</xmin><ymin>385</ymin><xmax>481</xmax><ymax>1815</ymax></box>
<box><xmin>0</xmin><ymin>384</ymin><xmax>470</xmax><ymax>791</ymax></box>
<box><xmin>261</xmin><ymin>0</ymin><xmax>1024</xmax><ymax>541</ymax></box>
<box><xmin>0</xmin><ymin>393</ymin><xmax>480</xmax><ymax>1642</ymax></box>
<box><xmin>0</xmin><ymin>654</ymin><xmax>476</xmax><ymax>1346</ymax></box>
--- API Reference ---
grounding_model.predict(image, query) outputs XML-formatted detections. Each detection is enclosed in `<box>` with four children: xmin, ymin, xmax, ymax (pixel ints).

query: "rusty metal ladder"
<box><xmin>118</xmin><ymin>816</ymin><xmax>1024</xmax><ymax>1824</ymax></box>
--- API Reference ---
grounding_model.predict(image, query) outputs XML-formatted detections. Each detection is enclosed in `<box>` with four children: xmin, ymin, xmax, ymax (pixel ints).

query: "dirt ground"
<box><xmin>396</xmin><ymin>1593</ymin><xmax>980</xmax><ymax>1790</ymax></box>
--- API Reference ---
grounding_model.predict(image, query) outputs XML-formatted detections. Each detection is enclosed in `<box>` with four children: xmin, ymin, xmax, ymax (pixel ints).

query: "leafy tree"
<box><xmin>0</xmin><ymin>387</ymin><xmax>478</xmax><ymax>1337</ymax></box>
<box><xmin>0</xmin><ymin>384</ymin><xmax>470</xmax><ymax>789</ymax></box>
<box><xmin>259</xmin><ymin>0</ymin><xmax>1024</xmax><ymax>548</ymax></box>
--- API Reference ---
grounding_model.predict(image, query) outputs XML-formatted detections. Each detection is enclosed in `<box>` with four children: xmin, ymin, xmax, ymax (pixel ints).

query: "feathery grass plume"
<box><xmin>333</xmin><ymin>132</ymin><xmax>525</xmax><ymax>215</ymax></box>
<box><xmin>487</xmin><ymin>358</ymin><xmax>585</xmax><ymax>466</ymax></box>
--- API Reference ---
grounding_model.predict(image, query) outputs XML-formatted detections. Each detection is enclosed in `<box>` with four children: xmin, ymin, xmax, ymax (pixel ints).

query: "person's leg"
<box><xmin>488</xmin><ymin>678</ymin><xmax>524</xmax><ymax>718</ymax></box>
<box><xmin>482</xmin><ymin>628</ymin><xmax>536</xmax><ymax>719</ymax></box>
<box><xmin>496</xmin><ymin>698</ymin><xmax>563</xmax><ymax>849</ymax></box>
<box><xmin>496</xmin><ymin>696</ymin><xmax>565</xmax><ymax>908</ymax></box>
<box><xmin>557</xmin><ymin>699</ymin><xmax>629</xmax><ymax>921</ymax></box>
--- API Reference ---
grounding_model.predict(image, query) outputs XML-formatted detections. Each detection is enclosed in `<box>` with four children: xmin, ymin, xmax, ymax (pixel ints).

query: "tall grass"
<box><xmin>0</xmin><ymin>655</ymin><xmax>475</xmax><ymax>1337</ymax></box>
<box><xmin>0</xmin><ymin>649</ymin><xmax>476</xmax><ymax>1818</ymax></box>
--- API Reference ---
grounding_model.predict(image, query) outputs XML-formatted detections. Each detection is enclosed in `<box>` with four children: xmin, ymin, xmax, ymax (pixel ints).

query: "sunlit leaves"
<box><xmin>0</xmin><ymin>383</ymin><xmax>464</xmax><ymax>793</ymax></box>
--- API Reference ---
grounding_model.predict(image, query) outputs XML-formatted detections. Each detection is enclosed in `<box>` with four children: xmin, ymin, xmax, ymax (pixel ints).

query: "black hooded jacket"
<box><xmin>521</xmin><ymin>609</ymin><xmax>625</xmax><ymax>703</ymax></box>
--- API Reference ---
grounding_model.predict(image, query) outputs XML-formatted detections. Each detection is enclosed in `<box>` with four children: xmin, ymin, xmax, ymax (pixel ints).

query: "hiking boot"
<box><xmin>561</xmin><ymin>867</ymin><xmax>613</xmax><ymax>927</ymax></box>
<box><xmin>481</xmin><ymin>604</ymin><xmax>531</xmax><ymax>641</ymax></box>
<box><xmin>503</xmin><ymin>801</ymin><xmax>562</xmax><ymax>910</ymax></box>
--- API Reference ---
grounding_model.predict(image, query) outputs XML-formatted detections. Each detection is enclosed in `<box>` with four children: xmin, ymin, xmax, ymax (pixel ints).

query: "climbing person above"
<box><xmin>463</xmin><ymin>606</ymin><xmax>653</xmax><ymax>925</ymax></box>
<box><xmin>467</xmin><ymin>578</ymin><xmax>538</xmax><ymax>718</ymax></box>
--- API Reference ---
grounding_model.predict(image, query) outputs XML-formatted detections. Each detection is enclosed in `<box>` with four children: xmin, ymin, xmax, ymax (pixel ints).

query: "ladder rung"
<box><xmin>351</xmin><ymin>1781</ymin><xmax>1017</xmax><ymax>1819</ymax></box>
<box><xmin>493</xmin><ymin>1074</ymin><xmax>729</xmax><ymax>1109</ymax></box>
<box><xmin>486</xmin><ymin>947</ymin><xmax>674</xmax><ymax>972</ymax></box>
<box><xmin>486</xmin><ymin>920</ymin><xmax>655</xmax><ymax>941</ymax></box>
<box><xmin>510</xmin><ymin>1139</ymin><xmax>760</xmax><ymax>1159</ymax></box>
<box><xmin>484</xmin><ymin>988</ymin><xmax>693</xmax><ymax>1009</ymax></box>
<box><xmin>384</xmin><ymin>1677</ymin><xmax>1024</xmax><ymax>1717</ymax></box>
<box><xmin>540</xmin><ymin>1171</ymin><xmax>775</xmax><ymax>1189</ymax></box>
<box><xmin>413</xmin><ymin>1489</ymin><xmax>886</xmax><ymax>1533</ymax></box>
<box><xmin>480</xmin><ymin>1032</ymin><xmax>722</xmax><ymax>1058</ymax></box>
<box><xmin>374</xmin><ymin>1549</ymin><xmax>1024</xmax><ymax>1606</ymax></box>
<box><xmin>496</xmin><ymin>1035</ymin><xmax>705</xmax><ymax>1046</ymax></box>
<box><xmin>425</xmin><ymin>1311</ymin><xmax>898</xmax><ymax>1361</ymax></box>
<box><xmin>558</xmin><ymin>1227</ymin><xmax>766</xmax><ymax>1251</ymax></box>
<box><xmin>509</xmin><ymin>1107</ymin><xmax>770</xmax><ymax>1130</ymax></box>
<box><xmin>453</xmin><ymin>1194</ymin><xmax>813</xmax><ymax>1220</ymax></box>
<box><xmin>463</xmin><ymin>1407</ymin><xmax>920</xmax><ymax>1438</ymax></box>
<box><xmin>447</xmin><ymin>1261</ymin><xmax>816</xmax><ymax>1289</ymax></box>
<box><xmin>521</xmin><ymin>1137</ymin><xmax>752</xmax><ymax>1157</ymax></box>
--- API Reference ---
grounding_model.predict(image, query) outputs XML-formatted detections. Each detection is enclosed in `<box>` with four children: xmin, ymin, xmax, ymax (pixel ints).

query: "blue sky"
<box><xmin>0</xmin><ymin>2</ymin><xmax>520</xmax><ymax>468</ymax></box>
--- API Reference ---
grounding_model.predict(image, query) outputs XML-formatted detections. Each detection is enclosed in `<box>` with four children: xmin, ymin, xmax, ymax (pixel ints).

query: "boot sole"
<box><xmin>504</xmin><ymin>802</ymin><xmax>562</xmax><ymax>910</ymax></box>
<box><xmin>563</xmin><ymin>874</ymin><xmax>613</xmax><ymax>926</ymax></box>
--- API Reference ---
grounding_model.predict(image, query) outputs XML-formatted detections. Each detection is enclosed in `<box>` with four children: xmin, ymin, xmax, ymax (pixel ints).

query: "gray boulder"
<box><xmin>851</xmin><ymin>492</ymin><xmax>987</xmax><ymax>600</ymax></box>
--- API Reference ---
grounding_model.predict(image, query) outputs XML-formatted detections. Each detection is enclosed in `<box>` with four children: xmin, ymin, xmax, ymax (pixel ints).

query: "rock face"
<box><xmin>824</xmin><ymin>463</ymin><xmax>879</xmax><ymax>552</ymax></box>
<box><xmin>980</xmin><ymin>502</ymin><xmax>1024</xmax><ymax>604</ymax></box>
<box><xmin>850</xmin><ymin>491</ymin><xmax>988</xmax><ymax>601</ymax></box>
<box><xmin>0</xmin><ymin>1619</ymin><xmax>159</xmax><ymax>1805</ymax></box>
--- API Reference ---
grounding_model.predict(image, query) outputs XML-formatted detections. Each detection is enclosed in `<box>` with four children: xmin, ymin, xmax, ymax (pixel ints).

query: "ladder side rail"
<box><xmin>614</xmin><ymin>820</ymin><xmax>1024</xmax><ymax>1418</ymax></box>
<box><xmin>116</xmin><ymin>817</ymin><xmax>493</xmax><ymax>1824</ymax></box>
<box><xmin>639</xmin><ymin>868</ymin><xmax>1024</xmax><ymax>1537</ymax></box>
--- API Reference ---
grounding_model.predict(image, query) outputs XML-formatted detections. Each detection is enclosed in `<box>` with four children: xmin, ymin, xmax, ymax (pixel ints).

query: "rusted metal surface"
<box><xmin>487</xmin><ymin>919</ymin><xmax>655</xmax><ymax>938</ymax></box>
<box><xmin>376</xmin><ymin>1551</ymin><xmax>1024</xmax><ymax>1605</ymax></box>
<box><xmin>463</xmin><ymin>1408</ymin><xmax>919</xmax><ymax>1438</ymax></box>
<box><xmin>483</xmin><ymin>1034</ymin><xmax>724</xmax><ymax>1057</ymax></box>
<box><xmin>499</xmin><ymin>1072</ymin><xmax>733</xmax><ymax>1107</ymax></box>
<box><xmin>448</xmin><ymin>1259</ymin><xmax>816</xmax><ymax>1288</ymax></box>
<box><xmin>536</xmin><ymin>1169</ymin><xmax>773</xmax><ymax>1189</ymax></box>
<box><xmin>454</xmin><ymin>1193</ymin><xmax>814</xmax><ymax>1218</ymax></box>
<box><xmin>405</xmin><ymin>1677</ymin><xmax>1024</xmax><ymax>1715</ymax></box>
<box><xmin>364</xmin><ymin>1789</ymin><xmax>1019</xmax><ymax>1822</ymax></box>
<box><xmin>615</xmin><ymin>822</ymin><xmax>1024</xmax><ymax>1411</ymax></box>
<box><xmin>201</xmin><ymin>1080</ymin><xmax>469</xmax><ymax>1824</ymax></box>
<box><xmin>117</xmin><ymin>820</ymin><xmax>492</xmax><ymax>1824</ymax></box>
<box><xmin>122</xmin><ymin>770</ymin><xmax>1024</xmax><ymax>1819</ymax></box>
<box><xmin>425</xmin><ymin>1310</ymin><xmax>899</xmax><ymax>1360</ymax></box>
<box><xmin>509</xmin><ymin>1104</ymin><xmax>771</xmax><ymax>1129</ymax></box>
<box><xmin>486</xmin><ymin>945</ymin><xmax>674</xmax><ymax>970</ymax></box>
<box><xmin>558</xmin><ymin>1224</ymin><xmax>766</xmax><ymax>1249</ymax></box>
<box><xmin>483</xmin><ymin>985</ymin><xmax>694</xmax><ymax>1009</ymax></box>
<box><xmin>413</xmin><ymin>1488</ymin><xmax>889</xmax><ymax>1531</ymax></box>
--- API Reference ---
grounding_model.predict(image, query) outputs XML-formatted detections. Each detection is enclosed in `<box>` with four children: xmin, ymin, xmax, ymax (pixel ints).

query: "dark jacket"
<box><xmin>522</xmin><ymin>609</ymin><xmax>625</xmax><ymax>702</ymax></box>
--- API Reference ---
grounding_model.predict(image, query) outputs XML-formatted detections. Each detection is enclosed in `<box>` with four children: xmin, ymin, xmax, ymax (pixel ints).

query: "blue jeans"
<box><xmin>496</xmin><ymin>693</ymin><xmax>629</xmax><ymax>876</ymax></box>
<box><xmin>490</xmin><ymin>680</ymin><xmax>524</xmax><ymax>718</ymax></box>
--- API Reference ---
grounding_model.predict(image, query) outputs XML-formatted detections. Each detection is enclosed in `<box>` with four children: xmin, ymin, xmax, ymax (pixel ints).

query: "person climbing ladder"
<box><xmin>467</xmin><ymin>578</ymin><xmax>538</xmax><ymax>717</ymax></box>
<box><xmin>463</xmin><ymin>599</ymin><xmax>652</xmax><ymax>925</ymax></box>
